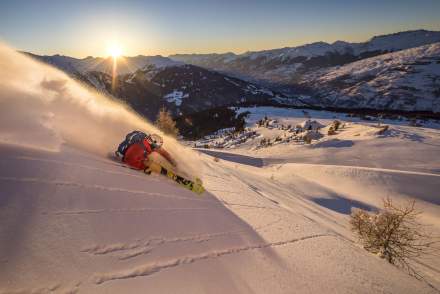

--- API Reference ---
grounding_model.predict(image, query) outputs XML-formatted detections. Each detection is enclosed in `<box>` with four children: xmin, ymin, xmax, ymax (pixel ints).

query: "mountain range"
<box><xmin>25</xmin><ymin>29</ymin><xmax>440</xmax><ymax>137</ymax></box>
<box><xmin>170</xmin><ymin>30</ymin><xmax>440</xmax><ymax>90</ymax></box>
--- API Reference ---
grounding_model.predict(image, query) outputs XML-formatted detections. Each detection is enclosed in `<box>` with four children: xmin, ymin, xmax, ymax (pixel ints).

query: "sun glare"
<box><xmin>107</xmin><ymin>43</ymin><xmax>122</xmax><ymax>58</ymax></box>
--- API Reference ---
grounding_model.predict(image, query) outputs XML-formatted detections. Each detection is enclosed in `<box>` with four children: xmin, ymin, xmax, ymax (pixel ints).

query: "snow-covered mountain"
<box><xmin>170</xmin><ymin>30</ymin><xmax>440</xmax><ymax>87</ymax></box>
<box><xmin>82</xmin><ymin>64</ymin><xmax>287</xmax><ymax>120</ymax></box>
<box><xmin>25</xmin><ymin>52</ymin><xmax>183</xmax><ymax>76</ymax></box>
<box><xmin>299</xmin><ymin>42</ymin><xmax>440</xmax><ymax>113</ymax></box>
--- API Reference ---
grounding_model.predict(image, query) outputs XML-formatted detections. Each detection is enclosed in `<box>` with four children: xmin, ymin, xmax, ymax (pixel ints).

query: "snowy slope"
<box><xmin>360</xmin><ymin>30</ymin><xmax>440</xmax><ymax>53</ymax></box>
<box><xmin>1</xmin><ymin>44</ymin><xmax>440</xmax><ymax>293</ymax></box>
<box><xmin>196</xmin><ymin>106</ymin><xmax>440</xmax><ymax>289</ymax></box>
<box><xmin>300</xmin><ymin>42</ymin><xmax>440</xmax><ymax>112</ymax></box>
<box><xmin>2</xmin><ymin>137</ymin><xmax>437</xmax><ymax>293</ymax></box>
<box><xmin>200</xmin><ymin>142</ymin><xmax>440</xmax><ymax>293</ymax></box>
<box><xmin>0</xmin><ymin>144</ymin><xmax>283</xmax><ymax>293</ymax></box>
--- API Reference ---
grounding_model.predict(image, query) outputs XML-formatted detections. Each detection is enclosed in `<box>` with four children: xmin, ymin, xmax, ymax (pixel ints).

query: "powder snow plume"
<box><xmin>0</xmin><ymin>43</ymin><xmax>202</xmax><ymax>178</ymax></box>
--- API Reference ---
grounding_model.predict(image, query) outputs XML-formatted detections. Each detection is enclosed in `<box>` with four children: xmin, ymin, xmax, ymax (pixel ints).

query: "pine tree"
<box><xmin>155</xmin><ymin>107</ymin><xmax>179</xmax><ymax>137</ymax></box>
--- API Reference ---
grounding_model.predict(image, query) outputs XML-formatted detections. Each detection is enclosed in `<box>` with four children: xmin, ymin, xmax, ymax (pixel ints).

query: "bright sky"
<box><xmin>0</xmin><ymin>0</ymin><xmax>439</xmax><ymax>58</ymax></box>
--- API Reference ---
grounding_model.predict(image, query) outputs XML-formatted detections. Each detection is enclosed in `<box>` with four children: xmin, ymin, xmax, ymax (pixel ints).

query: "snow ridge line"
<box><xmin>93</xmin><ymin>234</ymin><xmax>335</xmax><ymax>284</ymax></box>
<box><xmin>43</xmin><ymin>207</ymin><xmax>211</xmax><ymax>216</ymax></box>
<box><xmin>0</xmin><ymin>176</ymin><xmax>214</xmax><ymax>202</ymax></box>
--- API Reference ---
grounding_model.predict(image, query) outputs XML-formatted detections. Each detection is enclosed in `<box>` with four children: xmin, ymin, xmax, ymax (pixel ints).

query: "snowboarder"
<box><xmin>116</xmin><ymin>131</ymin><xmax>176</xmax><ymax>172</ymax></box>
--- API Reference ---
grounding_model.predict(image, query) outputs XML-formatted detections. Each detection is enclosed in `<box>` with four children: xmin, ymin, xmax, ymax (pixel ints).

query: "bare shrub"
<box><xmin>155</xmin><ymin>107</ymin><xmax>179</xmax><ymax>137</ymax></box>
<box><xmin>350</xmin><ymin>198</ymin><xmax>438</xmax><ymax>278</ymax></box>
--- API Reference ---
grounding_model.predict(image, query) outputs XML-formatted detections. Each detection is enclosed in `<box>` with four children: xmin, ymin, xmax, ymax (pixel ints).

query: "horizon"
<box><xmin>22</xmin><ymin>28</ymin><xmax>440</xmax><ymax>59</ymax></box>
<box><xmin>1</xmin><ymin>0</ymin><xmax>440</xmax><ymax>58</ymax></box>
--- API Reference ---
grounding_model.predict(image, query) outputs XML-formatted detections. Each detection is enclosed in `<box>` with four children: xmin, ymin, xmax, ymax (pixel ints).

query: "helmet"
<box><xmin>147</xmin><ymin>134</ymin><xmax>163</xmax><ymax>149</ymax></box>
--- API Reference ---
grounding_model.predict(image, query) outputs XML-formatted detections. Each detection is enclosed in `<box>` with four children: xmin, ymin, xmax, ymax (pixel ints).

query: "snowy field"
<box><xmin>1</xmin><ymin>45</ymin><xmax>440</xmax><ymax>293</ymax></box>
<box><xmin>195</xmin><ymin>106</ymin><xmax>440</xmax><ymax>291</ymax></box>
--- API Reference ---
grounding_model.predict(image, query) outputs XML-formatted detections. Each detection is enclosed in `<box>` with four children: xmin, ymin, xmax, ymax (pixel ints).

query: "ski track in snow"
<box><xmin>93</xmin><ymin>234</ymin><xmax>335</xmax><ymax>285</ymax></box>
<box><xmin>82</xmin><ymin>216</ymin><xmax>285</xmax><ymax>259</ymax></box>
<box><xmin>117</xmin><ymin>247</ymin><xmax>153</xmax><ymax>261</ymax></box>
<box><xmin>5</xmin><ymin>155</ymin><xmax>159</xmax><ymax>181</ymax></box>
<box><xmin>0</xmin><ymin>281</ymin><xmax>82</xmax><ymax>294</ymax></box>
<box><xmin>0</xmin><ymin>176</ymin><xmax>214</xmax><ymax>202</ymax></box>
<box><xmin>44</xmin><ymin>207</ymin><xmax>211</xmax><ymax>216</ymax></box>
<box><xmin>204</xmin><ymin>164</ymin><xmax>360</xmax><ymax>242</ymax></box>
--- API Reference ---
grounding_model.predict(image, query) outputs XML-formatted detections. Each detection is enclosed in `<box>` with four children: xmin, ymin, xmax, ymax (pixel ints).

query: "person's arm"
<box><xmin>156</xmin><ymin>147</ymin><xmax>177</xmax><ymax>167</ymax></box>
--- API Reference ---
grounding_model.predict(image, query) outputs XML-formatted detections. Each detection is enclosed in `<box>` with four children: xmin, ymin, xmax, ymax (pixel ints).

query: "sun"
<box><xmin>107</xmin><ymin>43</ymin><xmax>122</xmax><ymax>58</ymax></box>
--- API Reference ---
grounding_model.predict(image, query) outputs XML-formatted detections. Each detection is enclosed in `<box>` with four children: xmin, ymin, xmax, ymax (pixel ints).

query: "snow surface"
<box><xmin>2</xmin><ymin>122</ymin><xmax>439</xmax><ymax>294</ymax></box>
<box><xmin>163</xmin><ymin>90</ymin><xmax>189</xmax><ymax>106</ymax></box>
<box><xmin>1</xmin><ymin>45</ymin><xmax>440</xmax><ymax>293</ymax></box>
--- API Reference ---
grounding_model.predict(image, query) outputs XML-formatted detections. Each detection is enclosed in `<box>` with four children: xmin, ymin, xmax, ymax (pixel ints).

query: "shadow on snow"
<box><xmin>312</xmin><ymin>195</ymin><xmax>376</xmax><ymax>215</ymax></box>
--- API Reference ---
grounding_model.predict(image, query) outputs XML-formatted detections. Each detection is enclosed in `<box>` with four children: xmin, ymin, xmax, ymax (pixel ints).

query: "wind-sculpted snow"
<box><xmin>0</xmin><ymin>43</ymin><xmax>201</xmax><ymax>177</ymax></box>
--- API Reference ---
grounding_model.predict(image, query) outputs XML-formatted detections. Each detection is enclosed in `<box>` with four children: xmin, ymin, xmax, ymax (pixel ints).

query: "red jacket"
<box><xmin>123</xmin><ymin>139</ymin><xmax>174</xmax><ymax>170</ymax></box>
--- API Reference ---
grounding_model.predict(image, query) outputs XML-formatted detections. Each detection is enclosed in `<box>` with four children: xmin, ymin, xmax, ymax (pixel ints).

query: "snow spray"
<box><xmin>0</xmin><ymin>43</ymin><xmax>201</xmax><ymax>178</ymax></box>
